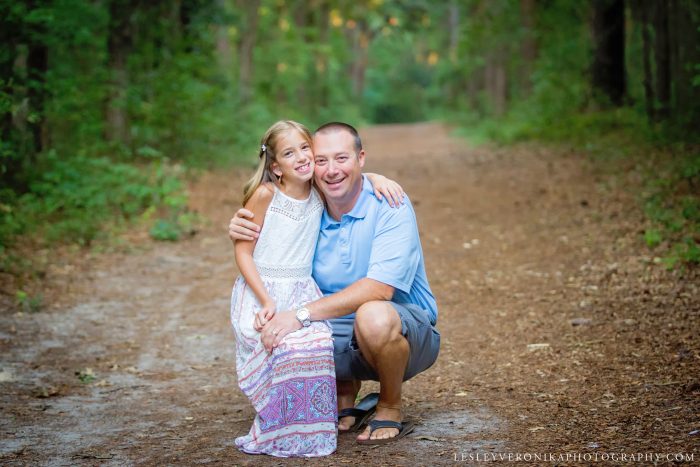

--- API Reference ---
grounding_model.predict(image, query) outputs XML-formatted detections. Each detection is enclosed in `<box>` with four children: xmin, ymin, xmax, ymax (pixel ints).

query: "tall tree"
<box><xmin>0</xmin><ymin>3</ymin><xmax>22</xmax><ymax>189</ymax></box>
<box><xmin>106</xmin><ymin>0</ymin><xmax>136</xmax><ymax>145</ymax></box>
<box><xmin>519</xmin><ymin>0</ymin><xmax>537</xmax><ymax>96</ymax></box>
<box><xmin>448</xmin><ymin>0</ymin><xmax>460</xmax><ymax>62</ymax></box>
<box><xmin>631</xmin><ymin>0</ymin><xmax>655</xmax><ymax>120</ymax></box>
<box><xmin>237</xmin><ymin>0</ymin><xmax>260</xmax><ymax>103</ymax></box>
<box><xmin>214</xmin><ymin>0</ymin><xmax>233</xmax><ymax>69</ymax></box>
<box><xmin>653</xmin><ymin>0</ymin><xmax>671</xmax><ymax>119</ymax></box>
<box><xmin>27</xmin><ymin>37</ymin><xmax>48</xmax><ymax>152</ymax></box>
<box><xmin>591</xmin><ymin>0</ymin><xmax>626</xmax><ymax>106</ymax></box>
<box><xmin>315</xmin><ymin>1</ymin><xmax>330</xmax><ymax>110</ymax></box>
<box><xmin>672</xmin><ymin>0</ymin><xmax>700</xmax><ymax>126</ymax></box>
<box><xmin>349</xmin><ymin>20</ymin><xmax>372</xmax><ymax>98</ymax></box>
<box><xmin>484</xmin><ymin>50</ymin><xmax>507</xmax><ymax>116</ymax></box>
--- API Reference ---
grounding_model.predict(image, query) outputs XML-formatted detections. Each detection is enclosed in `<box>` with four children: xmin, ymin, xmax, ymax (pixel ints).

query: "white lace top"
<box><xmin>252</xmin><ymin>186</ymin><xmax>324</xmax><ymax>280</ymax></box>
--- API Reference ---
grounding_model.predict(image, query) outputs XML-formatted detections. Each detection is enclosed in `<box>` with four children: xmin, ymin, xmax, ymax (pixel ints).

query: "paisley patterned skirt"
<box><xmin>230</xmin><ymin>275</ymin><xmax>337</xmax><ymax>457</ymax></box>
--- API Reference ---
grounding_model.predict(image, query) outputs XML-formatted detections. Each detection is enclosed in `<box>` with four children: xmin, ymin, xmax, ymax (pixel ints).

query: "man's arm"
<box><xmin>262</xmin><ymin>277</ymin><xmax>394</xmax><ymax>350</ymax></box>
<box><xmin>307</xmin><ymin>277</ymin><xmax>394</xmax><ymax>321</ymax></box>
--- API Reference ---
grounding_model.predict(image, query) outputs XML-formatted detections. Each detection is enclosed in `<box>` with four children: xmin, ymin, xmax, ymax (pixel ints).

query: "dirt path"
<box><xmin>1</xmin><ymin>123</ymin><xmax>698</xmax><ymax>465</ymax></box>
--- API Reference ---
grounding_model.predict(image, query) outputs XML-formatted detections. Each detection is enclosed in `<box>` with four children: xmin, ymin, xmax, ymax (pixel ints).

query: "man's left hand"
<box><xmin>261</xmin><ymin>311</ymin><xmax>302</xmax><ymax>351</ymax></box>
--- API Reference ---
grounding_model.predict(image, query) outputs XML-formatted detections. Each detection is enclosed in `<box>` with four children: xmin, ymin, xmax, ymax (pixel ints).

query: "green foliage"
<box><xmin>2</xmin><ymin>0</ymin><xmax>699</xmax><ymax>270</ymax></box>
<box><xmin>640</xmin><ymin>151</ymin><xmax>700</xmax><ymax>267</ymax></box>
<box><xmin>149</xmin><ymin>219</ymin><xmax>181</xmax><ymax>241</ymax></box>
<box><xmin>15</xmin><ymin>290</ymin><xmax>43</xmax><ymax>313</ymax></box>
<box><xmin>149</xmin><ymin>211</ymin><xmax>200</xmax><ymax>242</ymax></box>
<box><xmin>0</xmin><ymin>154</ymin><xmax>185</xmax><ymax>249</ymax></box>
<box><xmin>644</xmin><ymin>229</ymin><xmax>663</xmax><ymax>248</ymax></box>
<box><xmin>75</xmin><ymin>368</ymin><xmax>96</xmax><ymax>384</ymax></box>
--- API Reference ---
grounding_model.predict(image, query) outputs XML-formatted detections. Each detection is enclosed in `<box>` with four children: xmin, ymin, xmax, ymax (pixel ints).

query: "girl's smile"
<box><xmin>295</xmin><ymin>162</ymin><xmax>312</xmax><ymax>174</ymax></box>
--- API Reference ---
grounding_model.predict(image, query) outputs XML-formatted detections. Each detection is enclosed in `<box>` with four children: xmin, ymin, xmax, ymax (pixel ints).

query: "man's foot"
<box><xmin>338</xmin><ymin>393</ymin><xmax>379</xmax><ymax>433</ymax></box>
<box><xmin>356</xmin><ymin>404</ymin><xmax>402</xmax><ymax>441</ymax></box>
<box><xmin>337</xmin><ymin>380</ymin><xmax>361</xmax><ymax>432</ymax></box>
<box><xmin>356</xmin><ymin>420</ymin><xmax>415</xmax><ymax>445</ymax></box>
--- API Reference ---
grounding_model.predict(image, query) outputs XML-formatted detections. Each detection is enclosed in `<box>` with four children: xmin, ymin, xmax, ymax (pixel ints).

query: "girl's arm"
<box><xmin>234</xmin><ymin>184</ymin><xmax>276</xmax><ymax>329</ymax></box>
<box><xmin>365</xmin><ymin>172</ymin><xmax>405</xmax><ymax>207</ymax></box>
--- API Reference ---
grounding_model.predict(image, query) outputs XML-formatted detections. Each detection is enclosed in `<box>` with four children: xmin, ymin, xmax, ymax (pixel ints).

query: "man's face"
<box><xmin>313</xmin><ymin>130</ymin><xmax>365</xmax><ymax>205</ymax></box>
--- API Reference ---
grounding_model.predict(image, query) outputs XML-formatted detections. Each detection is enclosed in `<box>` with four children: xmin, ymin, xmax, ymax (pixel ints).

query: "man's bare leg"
<box><xmin>337</xmin><ymin>379</ymin><xmax>361</xmax><ymax>431</ymax></box>
<box><xmin>353</xmin><ymin>301</ymin><xmax>409</xmax><ymax>441</ymax></box>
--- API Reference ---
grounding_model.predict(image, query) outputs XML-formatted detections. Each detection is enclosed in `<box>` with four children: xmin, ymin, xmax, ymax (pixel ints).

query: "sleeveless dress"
<box><xmin>230</xmin><ymin>186</ymin><xmax>337</xmax><ymax>457</ymax></box>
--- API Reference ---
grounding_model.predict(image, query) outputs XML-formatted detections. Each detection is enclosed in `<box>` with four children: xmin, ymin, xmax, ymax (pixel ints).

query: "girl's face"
<box><xmin>271</xmin><ymin>131</ymin><xmax>314</xmax><ymax>184</ymax></box>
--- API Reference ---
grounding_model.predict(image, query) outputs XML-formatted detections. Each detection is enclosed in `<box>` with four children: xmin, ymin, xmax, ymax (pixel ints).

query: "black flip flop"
<box><xmin>338</xmin><ymin>392</ymin><xmax>379</xmax><ymax>433</ymax></box>
<box><xmin>356</xmin><ymin>419</ymin><xmax>416</xmax><ymax>445</ymax></box>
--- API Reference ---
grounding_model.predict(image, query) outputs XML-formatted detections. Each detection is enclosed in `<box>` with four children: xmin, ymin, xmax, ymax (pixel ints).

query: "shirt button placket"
<box><xmin>340</xmin><ymin>222</ymin><xmax>349</xmax><ymax>262</ymax></box>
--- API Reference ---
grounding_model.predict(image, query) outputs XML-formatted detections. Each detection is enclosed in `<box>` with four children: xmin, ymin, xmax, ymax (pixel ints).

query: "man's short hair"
<box><xmin>314</xmin><ymin>122</ymin><xmax>363</xmax><ymax>153</ymax></box>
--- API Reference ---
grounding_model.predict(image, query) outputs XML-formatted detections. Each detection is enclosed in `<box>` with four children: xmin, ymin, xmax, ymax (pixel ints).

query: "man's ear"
<box><xmin>358</xmin><ymin>149</ymin><xmax>366</xmax><ymax>168</ymax></box>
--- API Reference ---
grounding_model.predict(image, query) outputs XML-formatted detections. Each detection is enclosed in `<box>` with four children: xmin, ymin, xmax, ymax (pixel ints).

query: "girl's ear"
<box><xmin>271</xmin><ymin>161</ymin><xmax>282</xmax><ymax>177</ymax></box>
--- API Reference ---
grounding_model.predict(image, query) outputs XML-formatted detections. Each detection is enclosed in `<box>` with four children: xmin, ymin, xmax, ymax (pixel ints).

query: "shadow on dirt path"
<box><xmin>1</xmin><ymin>123</ymin><xmax>698</xmax><ymax>465</ymax></box>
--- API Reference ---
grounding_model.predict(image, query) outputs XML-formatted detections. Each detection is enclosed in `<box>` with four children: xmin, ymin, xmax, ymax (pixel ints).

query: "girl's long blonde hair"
<box><xmin>242</xmin><ymin>120</ymin><xmax>313</xmax><ymax>206</ymax></box>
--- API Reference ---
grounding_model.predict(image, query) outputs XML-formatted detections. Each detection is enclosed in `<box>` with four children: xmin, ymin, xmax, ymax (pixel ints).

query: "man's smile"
<box><xmin>324</xmin><ymin>177</ymin><xmax>346</xmax><ymax>187</ymax></box>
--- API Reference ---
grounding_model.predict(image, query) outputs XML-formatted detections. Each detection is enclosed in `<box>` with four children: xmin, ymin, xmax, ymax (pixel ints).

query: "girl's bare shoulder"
<box><xmin>251</xmin><ymin>183</ymin><xmax>275</xmax><ymax>202</ymax></box>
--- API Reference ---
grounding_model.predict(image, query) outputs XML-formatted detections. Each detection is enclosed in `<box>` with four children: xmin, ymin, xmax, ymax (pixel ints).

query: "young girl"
<box><xmin>230</xmin><ymin>120</ymin><xmax>402</xmax><ymax>457</ymax></box>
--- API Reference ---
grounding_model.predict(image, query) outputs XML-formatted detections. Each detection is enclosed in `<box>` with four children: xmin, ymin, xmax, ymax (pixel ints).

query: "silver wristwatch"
<box><xmin>295</xmin><ymin>307</ymin><xmax>311</xmax><ymax>327</ymax></box>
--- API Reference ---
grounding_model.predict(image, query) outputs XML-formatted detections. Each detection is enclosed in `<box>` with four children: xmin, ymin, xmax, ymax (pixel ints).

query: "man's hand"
<box><xmin>260</xmin><ymin>311</ymin><xmax>302</xmax><ymax>352</ymax></box>
<box><xmin>228</xmin><ymin>208</ymin><xmax>260</xmax><ymax>242</ymax></box>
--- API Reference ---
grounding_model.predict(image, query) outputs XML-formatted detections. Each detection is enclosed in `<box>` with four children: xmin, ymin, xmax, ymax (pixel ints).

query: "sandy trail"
<box><xmin>1</xmin><ymin>123</ymin><xmax>697</xmax><ymax>465</ymax></box>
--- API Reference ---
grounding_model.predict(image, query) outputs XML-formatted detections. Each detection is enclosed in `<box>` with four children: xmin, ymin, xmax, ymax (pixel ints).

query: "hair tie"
<box><xmin>259</xmin><ymin>143</ymin><xmax>267</xmax><ymax>159</ymax></box>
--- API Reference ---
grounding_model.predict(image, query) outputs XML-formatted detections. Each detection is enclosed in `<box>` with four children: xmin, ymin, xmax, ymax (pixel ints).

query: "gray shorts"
<box><xmin>329</xmin><ymin>302</ymin><xmax>440</xmax><ymax>382</ymax></box>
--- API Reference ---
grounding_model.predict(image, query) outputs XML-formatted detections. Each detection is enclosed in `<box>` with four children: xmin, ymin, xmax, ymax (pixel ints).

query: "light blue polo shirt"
<box><xmin>312</xmin><ymin>176</ymin><xmax>438</xmax><ymax>325</ymax></box>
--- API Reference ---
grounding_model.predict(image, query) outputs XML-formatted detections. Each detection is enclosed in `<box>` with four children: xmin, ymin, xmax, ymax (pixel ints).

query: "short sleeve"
<box><xmin>366</xmin><ymin>201</ymin><xmax>420</xmax><ymax>293</ymax></box>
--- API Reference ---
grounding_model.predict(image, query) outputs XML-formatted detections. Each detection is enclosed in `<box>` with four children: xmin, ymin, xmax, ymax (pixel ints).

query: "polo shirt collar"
<box><xmin>321</xmin><ymin>175</ymin><xmax>372</xmax><ymax>228</ymax></box>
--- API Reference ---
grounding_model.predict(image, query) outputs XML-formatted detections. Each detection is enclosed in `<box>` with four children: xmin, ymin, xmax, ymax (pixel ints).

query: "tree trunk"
<box><xmin>27</xmin><ymin>41</ymin><xmax>49</xmax><ymax>152</ymax></box>
<box><xmin>350</xmin><ymin>22</ymin><xmax>370</xmax><ymax>98</ymax></box>
<box><xmin>669</xmin><ymin>0</ymin><xmax>700</xmax><ymax>124</ymax></box>
<box><xmin>106</xmin><ymin>0</ymin><xmax>134</xmax><ymax>145</ymax></box>
<box><xmin>316</xmin><ymin>1</ymin><xmax>330</xmax><ymax>109</ymax></box>
<box><xmin>170</xmin><ymin>0</ymin><xmax>183</xmax><ymax>48</ymax></box>
<box><xmin>238</xmin><ymin>0</ymin><xmax>260</xmax><ymax>103</ymax></box>
<box><xmin>293</xmin><ymin>0</ymin><xmax>309</xmax><ymax>111</ymax></box>
<box><xmin>448</xmin><ymin>0</ymin><xmax>459</xmax><ymax>62</ymax></box>
<box><xmin>214</xmin><ymin>0</ymin><xmax>233</xmax><ymax>70</ymax></box>
<box><xmin>520</xmin><ymin>0</ymin><xmax>537</xmax><ymax>97</ymax></box>
<box><xmin>485</xmin><ymin>52</ymin><xmax>507</xmax><ymax>116</ymax></box>
<box><xmin>0</xmin><ymin>16</ymin><xmax>20</xmax><ymax>189</ymax></box>
<box><xmin>494</xmin><ymin>53</ymin><xmax>507</xmax><ymax>116</ymax></box>
<box><xmin>678</xmin><ymin>0</ymin><xmax>700</xmax><ymax>127</ymax></box>
<box><xmin>591</xmin><ymin>0</ymin><xmax>626</xmax><ymax>106</ymax></box>
<box><xmin>653</xmin><ymin>0</ymin><xmax>671</xmax><ymax>119</ymax></box>
<box><xmin>634</xmin><ymin>0</ymin><xmax>655</xmax><ymax>120</ymax></box>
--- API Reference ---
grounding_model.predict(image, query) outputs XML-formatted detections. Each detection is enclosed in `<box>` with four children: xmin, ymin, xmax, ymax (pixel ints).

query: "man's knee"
<box><xmin>354</xmin><ymin>301</ymin><xmax>402</xmax><ymax>342</ymax></box>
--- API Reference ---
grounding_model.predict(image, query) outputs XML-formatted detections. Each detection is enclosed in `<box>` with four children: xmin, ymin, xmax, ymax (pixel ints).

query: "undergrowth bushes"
<box><xmin>0</xmin><ymin>154</ymin><xmax>189</xmax><ymax>269</ymax></box>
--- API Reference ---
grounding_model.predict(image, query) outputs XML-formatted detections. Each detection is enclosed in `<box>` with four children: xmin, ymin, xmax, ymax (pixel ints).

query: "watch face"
<box><xmin>297</xmin><ymin>308</ymin><xmax>310</xmax><ymax>321</ymax></box>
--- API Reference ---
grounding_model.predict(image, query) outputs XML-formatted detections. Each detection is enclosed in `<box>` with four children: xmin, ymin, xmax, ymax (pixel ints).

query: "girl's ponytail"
<box><xmin>242</xmin><ymin>144</ymin><xmax>274</xmax><ymax>206</ymax></box>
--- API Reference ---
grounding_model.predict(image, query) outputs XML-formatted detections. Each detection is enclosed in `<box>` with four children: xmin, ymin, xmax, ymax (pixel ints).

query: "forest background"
<box><xmin>1</xmin><ymin>0</ymin><xmax>699</xmax><ymax>299</ymax></box>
